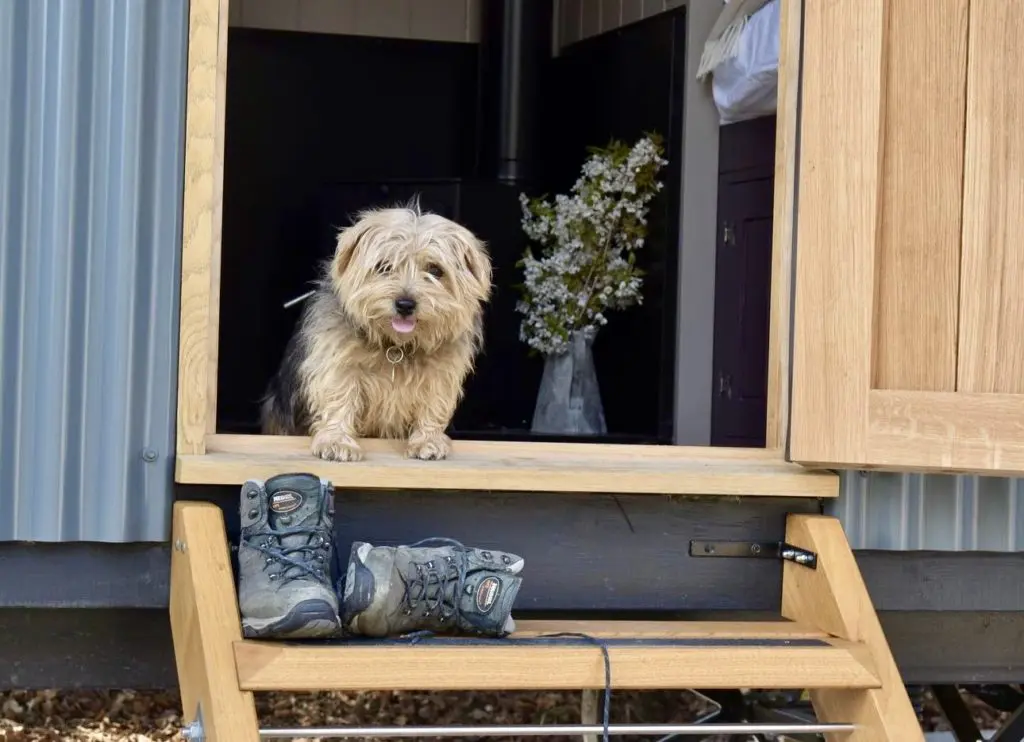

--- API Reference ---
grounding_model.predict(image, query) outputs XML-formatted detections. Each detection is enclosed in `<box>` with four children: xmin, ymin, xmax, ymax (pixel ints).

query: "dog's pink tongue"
<box><xmin>391</xmin><ymin>316</ymin><xmax>417</xmax><ymax>333</ymax></box>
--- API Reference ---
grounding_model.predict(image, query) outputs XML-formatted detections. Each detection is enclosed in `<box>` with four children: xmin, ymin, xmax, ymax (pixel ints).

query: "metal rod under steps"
<box><xmin>252</xmin><ymin>721</ymin><xmax>856</xmax><ymax>738</ymax></box>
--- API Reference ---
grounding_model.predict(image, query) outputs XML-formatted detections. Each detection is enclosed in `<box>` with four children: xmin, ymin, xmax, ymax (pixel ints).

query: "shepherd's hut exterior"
<box><xmin>0</xmin><ymin>0</ymin><xmax>1021</xmax><ymax>725</ymax></box>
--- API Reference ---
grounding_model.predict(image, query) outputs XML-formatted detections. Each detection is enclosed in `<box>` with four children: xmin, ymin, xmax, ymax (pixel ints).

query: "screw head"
<box><xmin>750</xmin><ymin>543</ymin><xmax>762</xmax><ymax>555</ymax></box>
<box><xmin>142</xmin><ymin>448</ymin><xmax>158</xmax><ymax>462</ymax></box>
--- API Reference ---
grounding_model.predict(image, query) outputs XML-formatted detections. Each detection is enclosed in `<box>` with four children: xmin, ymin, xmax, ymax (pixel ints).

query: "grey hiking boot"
<box><xmin>339</xmin><ymin>537</ymin><xmax>525</xmax><ymax>638</ymax></box>
<box><xmin>237</xmin><ymin>473</ymin><xmax>341</xmax><ymax>639</ymax></box>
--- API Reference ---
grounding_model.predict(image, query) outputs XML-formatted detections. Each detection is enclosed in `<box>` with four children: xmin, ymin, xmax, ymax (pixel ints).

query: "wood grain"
<box><xmin>761</xmin><ymin>0</ymin><xmax>798</xmax><ymax>448</ymax></box>
<box><xmin>789</xmin><ymin>0</ymin><xmax>886</xmax><ymax>464</ymax></box>
<box><xmin>505</xmin><ymin>619</ymin><xmax>829</xmax><ymax>639</ymax></box>
<box><xmin>208</xmin><ymin>0</ymin><xmax>228</xmax><ymax>438</ymax></box>
<box><xmin>957</xmin><ymin>0</ymin><xmax>1024</xmax><ymax>395</ymax></box>
<box><xmin>207</xmin><ymin>433</ymin><xmax>797</xmax><ymax>461</ymax></box>
<box><xmin>234</xmin><ymin>635</ymin><xmax>879</xmax><ymax>692</ymax></box>
<box><xmin>790</xmin><ymin>389</ymin><xmax>1024</xmax><ymax>477</ymax></box>
<box><xmin>784</xmin><ymin>0</ymin><xmax>1024</xmax><ymax>477</ymax></box>
<box><xmin>169</xmin><ymin>501</ymin><xmax>259</xmax><ymax>741</ymax></box>
<box><xmin>175</xmin><ymin>434</ymin><xmax>841</xmax><ymax>496</ymax></box>
<box><xmin>866</xmin><ymin>390</ymin><xmax>1024</xmax><ymax>476</ymax></box>
<box><xmin>176</xmin><ymin>0</ymin><xmax>228</xmax><ymax>455</ymax></box>
<box><xmin>765</xmin><ymin>0</ymin><xmax>802</xmax><ymax>450</ymax></box>
<box><xmin>782</xmin><ymin>514</ymin><xmax>925</xmax><ymax>742</ymax></box>
<box><xmin>872</xmin><ymin>0</ymin><xmax>967</xmax><ymax>391</ymax></box>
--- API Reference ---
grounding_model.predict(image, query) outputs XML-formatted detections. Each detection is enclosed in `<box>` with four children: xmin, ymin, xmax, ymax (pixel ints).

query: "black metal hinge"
<box><xmin>722</xmin><ymin>222</ymin><xmax>736</xmax><ymax>246</ymax></box>
<box><xmin>688</xmin><ymin>540</ymin><xmax>818</xmax><ymax>569</ymax></box>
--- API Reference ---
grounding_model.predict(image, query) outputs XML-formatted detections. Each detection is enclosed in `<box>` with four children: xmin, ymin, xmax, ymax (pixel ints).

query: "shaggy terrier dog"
<box><xmin>260</xmin><ymin>202</ymin><xmax>493</xmax><ymax>461</ymax></box>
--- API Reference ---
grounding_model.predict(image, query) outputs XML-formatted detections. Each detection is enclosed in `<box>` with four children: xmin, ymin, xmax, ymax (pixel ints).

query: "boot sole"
<box><xmin>242</xmin><ymin>598</ymin><xmax>341</xmax><ymax>640</ymax></box>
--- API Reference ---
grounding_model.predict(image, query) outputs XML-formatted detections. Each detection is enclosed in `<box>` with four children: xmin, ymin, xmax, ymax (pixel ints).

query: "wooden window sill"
<box><xmin>174</xmin><ymin>434</ymin><xmax>838</xmax><ymax>497</ymax></box>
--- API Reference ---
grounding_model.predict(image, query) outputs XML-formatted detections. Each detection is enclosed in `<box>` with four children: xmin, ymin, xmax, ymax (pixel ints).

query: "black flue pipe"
<box><xmin>476</xmin><ymin>0</ymin><xmax>553</xmax><ymax>184</ymax></box>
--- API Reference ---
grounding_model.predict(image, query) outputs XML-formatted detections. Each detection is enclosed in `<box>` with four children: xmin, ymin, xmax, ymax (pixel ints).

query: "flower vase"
<box><xmin>530</xmin><ymin>328</ymin><xmax>607</xmax><ymax>436</ymax></box>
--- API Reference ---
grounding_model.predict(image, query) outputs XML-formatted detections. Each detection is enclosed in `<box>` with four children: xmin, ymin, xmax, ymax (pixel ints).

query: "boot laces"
<box><xmin>247</xmin><ymin>525</ymin><xmax>330</xmax><ymax>585</ymax></box>
<box><xmin>399</xmin><ymin>537</ymin><xmax>469</xmax><ymax>624</ymax></box>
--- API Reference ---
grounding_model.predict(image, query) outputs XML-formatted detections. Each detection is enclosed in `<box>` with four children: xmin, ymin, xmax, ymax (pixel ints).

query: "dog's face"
<box><xmin>329</xmin><ymin>206</ymin><xmax>492</xmax><ymax>349</ymax></box>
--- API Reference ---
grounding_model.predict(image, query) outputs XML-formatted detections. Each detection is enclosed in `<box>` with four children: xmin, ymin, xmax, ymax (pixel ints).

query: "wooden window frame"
<box><xmin>173</xmin><ymin>0</ymin><xmax>837</xmax><ymax>498</ymax></box>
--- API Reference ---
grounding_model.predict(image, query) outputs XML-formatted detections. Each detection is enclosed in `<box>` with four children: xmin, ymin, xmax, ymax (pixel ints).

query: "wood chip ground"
<box><xmin>0</xmin><ymin>687</ymin><xmax>1010</xmax><ymax>741</ymax></box>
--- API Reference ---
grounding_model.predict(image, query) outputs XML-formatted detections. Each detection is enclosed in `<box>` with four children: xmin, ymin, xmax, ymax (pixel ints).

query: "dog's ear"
<box><xmin>331</xmin><ymin>221</ymin><xmax>369</xmax><ymax>281</ymax></box>
<box><xmin>461</xmin><ymin>234</ymin><xmax>493</xmax><ymax>302</ymax></box>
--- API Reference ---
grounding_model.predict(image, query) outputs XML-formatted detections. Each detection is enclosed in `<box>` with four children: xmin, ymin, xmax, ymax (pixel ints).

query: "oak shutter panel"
<box><xmin>790</xmin><ymin>0</ymin><xmax>1024</xmax><ymax>476</ymax></box>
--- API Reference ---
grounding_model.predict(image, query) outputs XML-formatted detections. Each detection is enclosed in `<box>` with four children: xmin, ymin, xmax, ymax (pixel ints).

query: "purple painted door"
<box><xmin>710</xmin><ymin>117</ymin><xmax>776</xmax><ymax>447</ymax></box>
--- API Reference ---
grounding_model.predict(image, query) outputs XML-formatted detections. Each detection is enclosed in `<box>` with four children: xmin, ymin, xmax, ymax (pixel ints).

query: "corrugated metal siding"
<box><xmin>1</xmin><ymin>0</ymin><xmax>1015</xmax><ymax>557</ymax></box>
<box><xmin>828</xmin><ymin>471</ymin><xmax>1024</xmax><ymax>551</ymax></box>
<box><xmin>0</xmin><ymin>0</ymin><xmax>187</xmax><ymax>542</ymax></box>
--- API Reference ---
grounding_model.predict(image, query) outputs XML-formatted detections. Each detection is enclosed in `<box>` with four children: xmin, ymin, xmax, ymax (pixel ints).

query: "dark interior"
<box><xmin>216</xmin><ymin>5</ymin><xmax>689</xmax><ymax>444</ymax></box>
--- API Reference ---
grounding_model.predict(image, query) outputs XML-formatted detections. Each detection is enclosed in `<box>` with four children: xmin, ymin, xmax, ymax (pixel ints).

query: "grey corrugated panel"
<box><xmin>828</xmin><ymin>470</ymin><xmax>1024</xmax><ymax>552</ymax></box>
<box><xmin>0</xmin><ymin>0</ymin><xmax>188</xmax><ymax>542</ymax></box>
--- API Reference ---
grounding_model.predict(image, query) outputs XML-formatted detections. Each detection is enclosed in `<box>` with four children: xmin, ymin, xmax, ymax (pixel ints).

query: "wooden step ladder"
<box><xmin>169</xmin><ymin>500</ymin><xmax>925</xmax><ymax>741</ymax></box>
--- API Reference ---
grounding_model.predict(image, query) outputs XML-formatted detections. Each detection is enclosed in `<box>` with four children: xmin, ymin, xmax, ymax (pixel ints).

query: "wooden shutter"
<box><xmin>789</xmin><ymin>0</ymin><xmax>1024</xmax><ymax>476</ymax></box>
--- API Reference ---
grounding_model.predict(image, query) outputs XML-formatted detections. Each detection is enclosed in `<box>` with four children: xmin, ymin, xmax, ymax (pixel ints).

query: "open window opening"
<box><xmin>175</xmin><ymin>0</ymin><xmax>829</xmax><ymax>496</ymax></box>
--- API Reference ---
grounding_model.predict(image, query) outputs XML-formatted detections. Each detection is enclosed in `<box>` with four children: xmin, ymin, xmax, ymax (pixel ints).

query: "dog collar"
<box><xmin>385</xmin><ymin>345</ymin><xmax>415</xmax><ymax>381</ymax></box>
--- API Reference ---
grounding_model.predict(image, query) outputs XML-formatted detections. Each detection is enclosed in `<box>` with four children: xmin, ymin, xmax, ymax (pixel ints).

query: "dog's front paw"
<box><xmin>406</xmin><ymin>432</ymin><xmax>452</xmax><ymax>461</ymax></box>
<box><xmin>311</xmin><ymin>430</ymin><xmax>363</xmax><ymax>462</ymax></box>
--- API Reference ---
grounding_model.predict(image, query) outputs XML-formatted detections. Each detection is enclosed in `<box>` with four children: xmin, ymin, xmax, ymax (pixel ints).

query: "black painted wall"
<box><xmin>535</xmin><ymin>9</ymin><xmax>686</xmax><ymax>441</ymax></box>
<box><xmin>216</xmin><ymin>12</ymin><xmax>685</xmax><ymax>442</ymax></box>
<box><xmin>217</xmin><ymin>29</ymin><xmax>479</xmax><ymax>432</ymax></box>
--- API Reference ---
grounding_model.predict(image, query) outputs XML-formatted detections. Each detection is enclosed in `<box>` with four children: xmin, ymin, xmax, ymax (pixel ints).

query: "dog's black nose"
<box><xmin>394</xmin><ymin>297</ymin><xmax>417</xmax><ymax>316</ymax></box>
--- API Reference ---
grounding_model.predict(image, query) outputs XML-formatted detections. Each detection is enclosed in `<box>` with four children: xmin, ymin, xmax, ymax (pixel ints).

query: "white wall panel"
<box><xmin>557</xmin><ymin>0</ymin><xmax>687</xmax><ymax>51</ymax></box>
<box><xmin>231</xmin><ymin>0</ymin><xmax>479</xmax><ymax>43</ymax></box>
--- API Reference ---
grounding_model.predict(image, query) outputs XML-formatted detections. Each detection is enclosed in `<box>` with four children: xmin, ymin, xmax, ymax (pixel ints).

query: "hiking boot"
<box><xmin>339</xmin><ymin>537</ymin><xmax>525</xmax><ymax>638</ymax></box>
<box><xmin>237</xmin><ymin>473</ymin><xmax>341</xmax><ymax>639</ymax></box>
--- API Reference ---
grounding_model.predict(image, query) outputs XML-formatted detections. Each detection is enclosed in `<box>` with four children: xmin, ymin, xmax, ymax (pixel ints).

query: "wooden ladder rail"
<box><xmin>168</xmin><ymin>500</ymin><xmax>925</xmax><ymax>742</ymax></box>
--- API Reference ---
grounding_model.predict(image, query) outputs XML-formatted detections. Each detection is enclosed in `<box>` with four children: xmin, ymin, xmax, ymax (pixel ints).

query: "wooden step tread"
<box><xmin>233</xmin><ymin>620</ymin><xmax>878</xmax><ymax>691</ymax></box>
<box><xmin>176</xmin><ymin>434</ymin><xmax>839</xmax><ymax>497</ymax></box>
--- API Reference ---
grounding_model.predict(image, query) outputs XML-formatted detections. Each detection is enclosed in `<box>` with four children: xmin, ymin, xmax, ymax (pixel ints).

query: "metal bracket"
<box><xmin>181</xmin><ymin>703</ymin><xmax>205</xmax><ymax>742</ymax></box>
<box><xmin>688</xmin><ymin>540</ymin><xmax>818</xmax><ymax>569</ymax></box>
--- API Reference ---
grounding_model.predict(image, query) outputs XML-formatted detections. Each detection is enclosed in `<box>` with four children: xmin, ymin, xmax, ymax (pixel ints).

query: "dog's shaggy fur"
<box><xmin>260</xmin><ymin>203</ymin><xmax>493</xmax><ymax>461</ymax></box>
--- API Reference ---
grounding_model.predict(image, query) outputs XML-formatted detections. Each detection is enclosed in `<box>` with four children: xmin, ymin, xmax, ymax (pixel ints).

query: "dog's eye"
<box><xmin>374</xmin><ymin>261</ymin><xmax>393</xmax><ymax>274</ymax></box>
<box><xmin>426</xmin><ymin>263</ymin><xmax>445</xmax><ymax>279</ymax></box>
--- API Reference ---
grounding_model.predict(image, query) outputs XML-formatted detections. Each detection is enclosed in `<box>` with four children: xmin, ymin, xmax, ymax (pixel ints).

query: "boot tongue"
<box><xmin>264</xmin><ymin>473</ymin><xmax>328</xmax><ymax>580</ymax></box>
<box><xmin>453</xmin><ymin>569</ymin><xmax>523</xmax><ymax>637</ymax></box>
<box><xmin>265</xmin><ymin>473</ymin><xmax>324</xmax><ymax>529</ymax></box>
